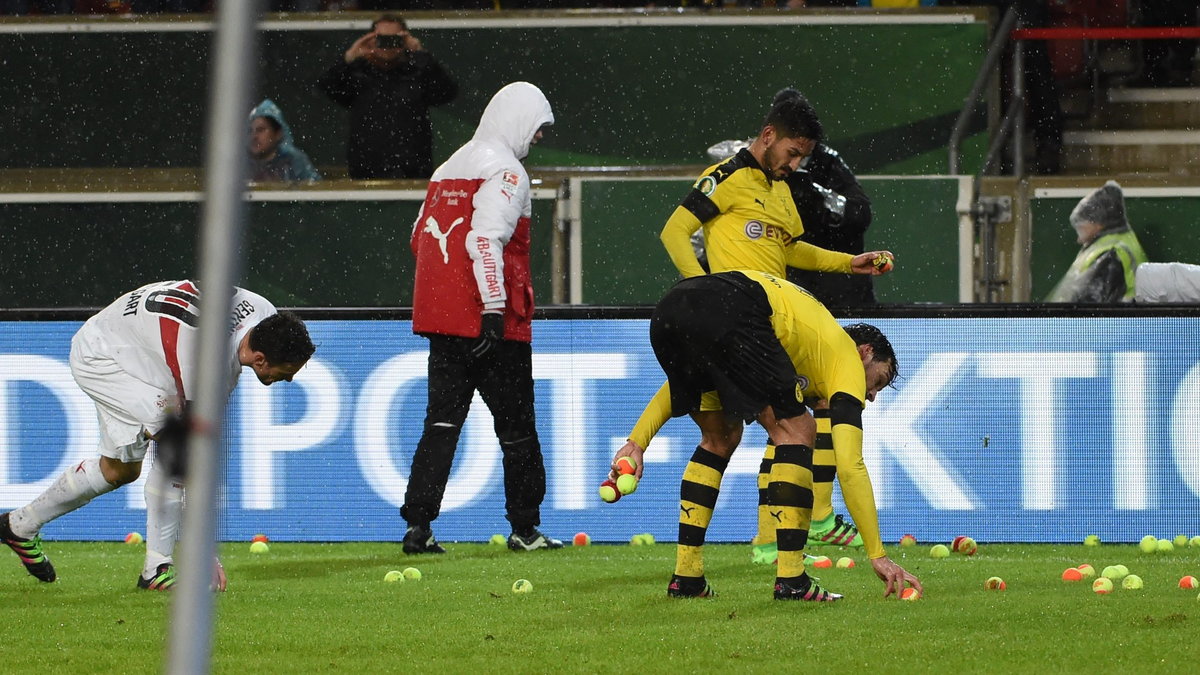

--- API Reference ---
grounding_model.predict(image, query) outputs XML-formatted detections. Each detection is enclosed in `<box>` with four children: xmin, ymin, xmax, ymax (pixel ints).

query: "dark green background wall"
<box><xmin>1030</xmin><ymin>195</ymin><xmax>1200</xmax><ymax>301</ymax></box>
<box><xmin>0</xmin><ymin>18</ymin><xmax>988</xmax><ymax>174</ymax></box>
<box><xmin>579</xmin><ymin>176</ymin><xmax>963</xmax><ymax>304</ymax></box>
<box><xmin>0</xmin><ymin>198</ymin><xmax>556</xmax><ymax>308</ymax></box>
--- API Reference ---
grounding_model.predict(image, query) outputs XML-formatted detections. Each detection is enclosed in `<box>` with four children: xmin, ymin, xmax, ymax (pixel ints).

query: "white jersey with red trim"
<box><xmin>74</xmin><ymin>280</ymin><xmax>277</xmax><ymax>402</ymax></box>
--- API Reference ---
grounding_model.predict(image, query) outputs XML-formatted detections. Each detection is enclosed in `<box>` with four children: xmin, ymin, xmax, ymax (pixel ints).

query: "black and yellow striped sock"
<box><xmin>768</xmin><ymin>443</ymin><xmax>814</xmax><ymax>579</ymax></box>
<box><xmin>755</xmin><ymin>443</ymin><xmax>777</xmax><ymax>546</ymax></box>
<box><xmin>675</xmin><ymin>446</ymin><xmax>729</xmax><ymax>578</ymax></box>
<box><xmin>812</xmin><ymin>409</ymin><xmax>835</xmax><ymax>524</ymax></box>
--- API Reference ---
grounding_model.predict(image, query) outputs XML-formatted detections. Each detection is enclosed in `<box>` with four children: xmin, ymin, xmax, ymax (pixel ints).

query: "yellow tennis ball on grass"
<box><xmin>249</xmin><ymin>540</ymin><xmax>269</xmax><ymax>554</ymax></box>
<box><xmin>124</xmin><ymin>532</ymin><xmax>143</xmax><ymax>545</ymax></box>
<box><xmin>1122</xmin><ymin>574</ymin><xmax>1144</xmax><ymax>590</ymax></box>
<box><xmin>930</xmin><ymin>544</ymin><xmax>950</xmax><ymax>559</ymax></box>
<box><xmin>384</xmin><ymin>570</ymin><xmax>404</xmax><ymax>583</ymax></box>
<box><xmin>1139</xmin><ymin>535</ymin><xmax>1158</xmax><ymax>553</ymax></box>
<box><xmin>985</xmin><ymin>576</ymin><xmax>1006</xmax><ymax>590</ymax></box>
<box><xmin>512</xmin><ymin>579</ymin><xmax>533</xmax><ymax>594</ymax></box>
<box><xmin>402</xmin><ymin>567</ymin><xmax>422</xmax><ymax>581</ymax></box>
<box><xmin>1093</xmin><ymin>577</ymin><xmax>1114</xmax><ymax>594</ymax></box>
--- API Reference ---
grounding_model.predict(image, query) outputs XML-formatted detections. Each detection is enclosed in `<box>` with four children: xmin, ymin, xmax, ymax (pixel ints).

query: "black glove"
<box><xmin>469</xmin><ymin>312</ymin><xmax>505</xmax><ymax>358</ymax></box>
<box><xmin>155</xmin><ymin>408</ymin><xmax>191</xmax><ymax>480</ymax></box>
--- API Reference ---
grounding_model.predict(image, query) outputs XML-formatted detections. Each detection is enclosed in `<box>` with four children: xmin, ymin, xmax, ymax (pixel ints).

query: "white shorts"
<box><xmin>70</xmin><ymin>331</ymin><xmax>172</xmax><ymax>463</ymax></box>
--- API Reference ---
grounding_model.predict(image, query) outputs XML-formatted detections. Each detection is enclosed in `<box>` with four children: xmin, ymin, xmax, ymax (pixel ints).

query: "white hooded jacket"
<box><xmin>410</xmin><ymin>82</ymin><xmax>554</xmax><ymax>342</ymax></box>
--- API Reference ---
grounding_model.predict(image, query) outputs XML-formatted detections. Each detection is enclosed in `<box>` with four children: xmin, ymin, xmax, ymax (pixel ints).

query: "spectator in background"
<box><xmin>1136</xmin><ymin>1</ymin><xmax>1197</xmax><ymax>87</ymax></box>
<box><xmin>1047</xmin><ymin>180</ymin><xmax>1148</xmax><ymax>303</ymax></box>
<box><xmin>248</xmin><ymin>99</ymin><xmax>321</xmax><ymax>184</ymax></box>
<box><xmin>318</xmin><ymin>14</ymin><xmax>458</xmax><ymax>180</ymax></box>
<box><xmin>402</xmin><ymin>82</ymin><xmax>560</xmax><ymax>554</ymax></box>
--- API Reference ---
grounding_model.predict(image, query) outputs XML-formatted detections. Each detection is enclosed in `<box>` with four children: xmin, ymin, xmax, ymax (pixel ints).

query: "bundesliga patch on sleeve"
<box><xmin>500</xmin><ymin>170</ymin><xmax>521</xmax><ymax>201</ymax></box>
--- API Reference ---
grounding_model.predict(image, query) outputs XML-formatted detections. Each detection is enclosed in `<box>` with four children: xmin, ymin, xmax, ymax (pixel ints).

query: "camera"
<box><xmin>375</xmin><ymin>34</ymin><xmax>405</xmax><ymax>50</ymax></box>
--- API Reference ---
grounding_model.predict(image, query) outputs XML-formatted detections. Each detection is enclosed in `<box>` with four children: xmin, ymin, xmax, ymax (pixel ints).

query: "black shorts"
<box><xmin>649</xmin><ymin>272</ymin><xmax>806</xmax><ymax>423</ymax></box>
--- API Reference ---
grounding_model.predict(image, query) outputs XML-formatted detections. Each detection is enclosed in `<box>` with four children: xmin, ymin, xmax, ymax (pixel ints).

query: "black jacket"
<box><xmin>785</xmin><ymin>144</ymin><xmax>875</xmax><ymax>307</ymax></box>
<box><xmin>318</xmin><ymin>52</ymin><xmax>458</xmax><ymax>179</ymax></box>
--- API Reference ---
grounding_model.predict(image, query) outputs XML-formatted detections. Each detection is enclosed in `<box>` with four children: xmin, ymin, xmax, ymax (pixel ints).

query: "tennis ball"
<box><xmin>1122</xmin><ymin>574</ymin><xmax>1144</xmax><ymax>590</ymax></box>
<box><xmin>1092</xmin><ymin>577</ymin><xmax>1114</xmax><ymax>594</ymax></box>
<box><xmin>836</xmin><ymin>556</ymin><xmax>855</xmax><ymax>569</ymax></box>
<box><xmin>1190</xmin><ymin>535</ymin><xmax>1200</xmax><ymax>548</ymax></box>
<box><xmin>616</xmin><ymin>473</ymin><xmax>638</xmax><ymax>496</ymax></box>
<box><xmin>1076</xmin><ymin>564</ymin><xmax>1096</xmax><ymax>578</ymax></box>
<box><xmin>598</xmin><ymin>479</ymin><xmax>621</xmax><ymax>503</ymax></box>
<box><xmin>951</xmin><ymin>536</ymin><xmax>977</xmax><ymax>555</ymax></box>
<box><xmin>1101</xmin><ymin>565</ymin><xmax>1126</xmax><ymax>581</ymax></box>
<box><xmin>124</xmin><ymin>532</ymin><xmax>143</xmax><ymax>545</ymax></box>
<box><xmin>1083</xmin><ymin>534</ymin><xmax>1101</xmax><ymax>547</ymax></box>
<box><xmin>1061</xmin><ymin>567</ymin><xmax>1083</xmax><ymax>582</ymax></box>
<box><xmin>384</xmin><ymin>570</ymin><xmax>404</xmax><ymax>583</ymax></box>
<box><xmin>1157</xmin><ymin>538</ymin><xmax>1174</xmax><ymax>553</ymax></box>
<box><xmin>402</xmin><ymin>567</ymin><xmax>422</xmax><ymax>581</ymax></box>
<box><xmin>490</xmin><ymin>533</ymin><xmax>507</xmax><ymax>545</ymax></box>
<box><xmin>573</xmin><ymin>532</ymin><xmax>591</xmax><ymax>546</ymax></box>
<box><xmin>899</xmin><ymin>587</ymin><xmax>920</xmax><ymax>601</ymax></box>
<box><xmin>899</xmin><ymin>534</ymin><xmax>917</xmax><ymax>547</ymax></box>
<box><xmin>615</xmin><ymin>456</ymin><xmax>638</xmax><ymax>476</ymax></box>
<box><xmin>512</xmin><ymin>578</ymin><xmax>533</xmax><ymax>594</ymax></box>
<box><xmin>811</xmin><ymin>555</ymin><xmax>833</xmax><ymax>569</ymax></box>
<box><xmin>251</xmin><ymin>534</ymin><xmax>269</xmax><ymax>544</ymax></box>
<box><xmin>640</xmin><ymin>533</ymin><xmax>656</xmax><ymax>545</ymax></box>
<box><xmin>1139</xmin><ymin>535</ymin><xmax>1158</xmax><ymax>553</ymax></box>
<box><xmin>249</xmin><ymin>540</ymin><xmax>269</xmax><ymax>554</ymax></box>
<box><xmin>984</xmin><ymin>576</ymin><xmax>1006</xmax><ymax>590</ymax></box>
<box><xmin>1179</xmin><ymin>575</ymin><xmax>1199</xmax><ymax>590</ymax></box>
<box><xmin>872</xmin><ymin>252</ymin><xmax>894</xmax><ymax>273</ymax></box>
<box><xmin>1173</xmin><ymin>534</ymin><xmax>1189</xmax><ymax>548</ymax></box>
<box><xmin>630</xmin><ymin>534</ymin><xmax>645</xmax><ymax>545</ymax></box>
<box><xmin>1114</xmin><ymin>564</ymin><xmax>1129</xmax><ymax>578</ymax></box>
<box><xmin>930</xmin><ymin>544</ymin><xmax>950</xmax><ymax>559</ymax></box>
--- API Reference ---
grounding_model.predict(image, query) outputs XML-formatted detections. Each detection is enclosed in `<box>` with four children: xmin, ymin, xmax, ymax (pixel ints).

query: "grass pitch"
<box><xmin>2</xmin><ymin>541</ymin><xmax>1199</xmax><ymax>673</ymax></box>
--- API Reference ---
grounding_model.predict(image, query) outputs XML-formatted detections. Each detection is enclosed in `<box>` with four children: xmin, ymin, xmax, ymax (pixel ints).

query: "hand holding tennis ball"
<box><xmin>852</xmin><ymin>251</ymin><xmax>895</xmax><ymax>275</ymax></box>
<box><xmin>616</xmin><ymin>473</ymin><xmax>638</xmax><ymax>496</ymax></box>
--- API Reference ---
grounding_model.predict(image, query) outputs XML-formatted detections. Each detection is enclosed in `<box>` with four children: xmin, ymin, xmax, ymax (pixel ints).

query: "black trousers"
<box><xmin>400</xmin><ymin>335</ymin><xmax>545</xmax><ymax>531</ymax></box>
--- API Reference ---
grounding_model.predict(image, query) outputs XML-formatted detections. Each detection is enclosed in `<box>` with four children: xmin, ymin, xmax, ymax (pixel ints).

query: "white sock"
<box><xmin>143</xmin><ymin>458</ymin><xmax>184</xmax><ymax>576</ymax></box>
<box><xmin>8</xmin><ymin>457</ymin><xmax>117</xmax><ymax>539</ymax></box>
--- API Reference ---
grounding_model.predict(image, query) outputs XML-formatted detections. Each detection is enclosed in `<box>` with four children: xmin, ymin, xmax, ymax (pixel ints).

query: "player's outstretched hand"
<box><xmin>871</xmin><ymin>555</ymin><xmax>922</xmax><ymax>599</ymax></box>
<box><xmin>851</xmin><ymin>251</ymin><xmax>895</xmax><ymax>276</ymax></box>
<box><xmin>609</xmin><ymin>440</ymin><xmax>645</xmax><ymax>482</ymax></box>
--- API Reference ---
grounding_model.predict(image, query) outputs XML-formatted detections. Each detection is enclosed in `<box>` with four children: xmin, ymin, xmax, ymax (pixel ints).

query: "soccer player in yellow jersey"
<box><xmin>623</xmin><ymin>89</ymin><xmax>894</xmax><ymax>562</ymax></box>
<box><xmin>636</xmin><ymin>270</ymin><xmax>921</xmax><ymax>601</ymax></box>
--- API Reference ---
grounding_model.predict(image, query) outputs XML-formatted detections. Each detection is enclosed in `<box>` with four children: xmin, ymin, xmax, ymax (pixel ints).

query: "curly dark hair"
<box><xmin>764</xmin><ymin>87</ymin><xmax>824</xmax><ymax>143</ymax></box>
<box><xmin>843</xmin><ymin>322</ymin><xmax>898</xmax><ymax>385</ymax></box>
<box><xmin>248</xmin><ymin>312</ymin><xmax>315</xmax><ymax>365</ymax></box>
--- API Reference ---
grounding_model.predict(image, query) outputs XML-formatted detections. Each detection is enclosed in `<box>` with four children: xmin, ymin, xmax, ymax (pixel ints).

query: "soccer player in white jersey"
<box><xmin>1</xmin><ymin>280</ymin><xmax>314</xmax><ymax>590</ymax></box>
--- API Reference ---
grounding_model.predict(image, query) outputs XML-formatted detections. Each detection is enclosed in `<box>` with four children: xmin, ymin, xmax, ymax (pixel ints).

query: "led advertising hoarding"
<box><xmin>2</xmin><ymin>318</ymin><xmax>1198</xmax><ymax>544</ymax></box>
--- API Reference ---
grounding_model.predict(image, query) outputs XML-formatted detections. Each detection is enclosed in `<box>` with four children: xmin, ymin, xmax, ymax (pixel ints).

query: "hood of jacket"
<box><xmin>471</xmin><ymin>82</ymin><xmax>553</xmax><ymax>161</ymax></box>
<box><xmin>249</xmin><ymin>98</ymin><xmax>297</xmax><ymax>150</ymax></box>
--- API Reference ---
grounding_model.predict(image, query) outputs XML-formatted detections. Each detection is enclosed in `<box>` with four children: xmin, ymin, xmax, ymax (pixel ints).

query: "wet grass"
<box><xmin>2</xmin><ymin>541</ymin><xmax>1199</xmax><ymax>673</ymax></box>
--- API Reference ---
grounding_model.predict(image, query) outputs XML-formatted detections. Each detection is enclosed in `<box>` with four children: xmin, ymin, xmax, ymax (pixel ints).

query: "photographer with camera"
<box><xmin>318</xmin><ymin>14</ymin><xmax>458</xmax><ymax>180</ymax></box>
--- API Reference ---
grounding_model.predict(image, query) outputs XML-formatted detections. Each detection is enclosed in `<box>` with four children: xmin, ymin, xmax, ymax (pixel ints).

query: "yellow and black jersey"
<box><xmin>660</xmin><ymin>149</ymin><xmax>853</xmax><ymax>279</ymax></box>
<box><xmin>742</xmin><ymin>269</ymin><xmax>883</xmax><ymax>558</ymax></box>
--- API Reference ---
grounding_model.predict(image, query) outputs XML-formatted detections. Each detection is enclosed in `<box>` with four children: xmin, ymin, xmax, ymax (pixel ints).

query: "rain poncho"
<box><xmin>1047</xmin><ymin>180</ymin><xmax>1147</xmax><ymax>303</ymax></box>
<box><xmin>248</xmin><ymin>99</ymin><xmax>320</xmax><ymax>184</ymax></box>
